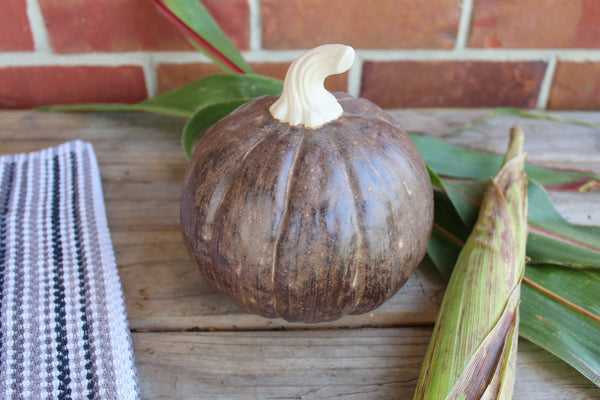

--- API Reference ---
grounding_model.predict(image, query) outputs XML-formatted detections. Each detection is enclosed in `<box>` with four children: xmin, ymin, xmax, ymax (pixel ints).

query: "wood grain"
<box><xmin>132</xmin><ymin>328</ymin><xmax>600</xmax><ymax>399</ymax></box>
<box><xmin>1</xmin><ymin>109</ymin><xmax>599</xmax><ymax>398</ymax></box>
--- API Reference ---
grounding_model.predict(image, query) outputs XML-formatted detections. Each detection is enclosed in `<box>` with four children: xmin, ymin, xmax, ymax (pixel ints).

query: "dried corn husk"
<box><xmin>414</xmin><ymin>126</ymin><xmax>528</xmax><ymax>400</ymax></box>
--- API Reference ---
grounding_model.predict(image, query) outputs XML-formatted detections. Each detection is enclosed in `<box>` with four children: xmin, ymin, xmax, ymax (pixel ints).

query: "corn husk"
<box><xmin>414</xmin><ymin>126</ymin><xmax>528</xmax><ymax>400</ymax></box>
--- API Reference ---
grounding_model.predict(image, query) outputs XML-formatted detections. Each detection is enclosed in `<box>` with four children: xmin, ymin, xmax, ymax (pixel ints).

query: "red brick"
<box><xmin>0</xmin><ymin>66</ymin><xmax>147</xmax><ymax>109</ymax></box>
<box><xmin>261</xmin><ymin>0</ymin><xmax>460</xmax><ymax>49</ymax></box>
<box><xmin>156</xmin><ymin>63</ymin><xmax>348</xmax><ymax>93</ymax></box>
<box><xmin>360</xmin><ymin>61</ymin><xmax>547</xmax><ymax>108</ymax></box>
<box><xmin>548</xmin><ymin>62</ymin><xmax>600</xmax><ymax>110</ymax></box>
<box><xmin>39</xmin><ymin>0</ymin><xmax>249</xmax><ymax>53</ymax></box>
<box><xmin>470</xmin><ymin>0</ymin><xmax>600</xmax><ymax>48</ymax></box>
<box><xmin>203</xmin><ymin>0</ymin><xmax>250</xmax><ymax>50</ymax></box>
<box><xmin>0</xmin><ymin>0</ymin><xmax>34</xmax><ymax>51</ymax></box>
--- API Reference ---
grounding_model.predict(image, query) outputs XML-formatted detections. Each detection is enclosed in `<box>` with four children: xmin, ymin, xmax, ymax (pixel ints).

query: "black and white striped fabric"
<box><xmin>0</xmin><ymin>141</ymin><xmax>139</xmax><ymax>399</ymax></box>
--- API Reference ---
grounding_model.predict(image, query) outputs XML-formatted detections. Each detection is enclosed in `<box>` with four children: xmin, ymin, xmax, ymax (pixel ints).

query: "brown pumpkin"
<box><xmin>180</xmin><ymin>45</ymin><xmax>434</xmax><ymax>323</ymax></box>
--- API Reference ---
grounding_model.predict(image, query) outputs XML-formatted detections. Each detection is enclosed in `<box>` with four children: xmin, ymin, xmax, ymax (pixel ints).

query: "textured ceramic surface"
<box><xmin>180</xmin><ymin>92</ymin><xmax>433</xmax><ymax>323</ymax></box>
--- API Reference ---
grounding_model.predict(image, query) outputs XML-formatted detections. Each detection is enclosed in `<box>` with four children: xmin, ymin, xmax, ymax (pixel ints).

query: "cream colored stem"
<box><xmin>269</xmin><ymin>44</ymin><xmax>355</xmax><ymax>129</ymax></box>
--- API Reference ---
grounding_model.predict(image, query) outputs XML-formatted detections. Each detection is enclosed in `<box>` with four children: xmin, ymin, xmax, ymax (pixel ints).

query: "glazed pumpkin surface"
<box><xmin>181</xmin><ymin>92</ymin><xmax>433</xmax><ymax>323</ymax></box>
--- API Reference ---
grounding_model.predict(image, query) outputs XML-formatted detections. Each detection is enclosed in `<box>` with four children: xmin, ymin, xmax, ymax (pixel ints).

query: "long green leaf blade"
<box><xmin>522</xmin><ymin>264</ymin><xmax>600</xmax><ymax>387</ymax></box>
<box><xmin>156</xmin><ymin>0</ymin><xmax>252</xmax><ymax>73</ymax></box>
<box><xmin>426</xmin><ymin>229</ymin><xmax>462</xmax><ymax>282</ymax></box>
<box><xmin>426</xmin><ymin>166</ymin><xmax>468</xmax><ymax>280</ymax></box>
<box><xmin>437</xmin><ymin>178</ymin><xmax>600</xmax><ymax>269</ymax></box>
<box><xmin>409</xmin><ymin>133</ymin><xmax>600</xmax><ymax>192</ymax></box>
<box><xmin>520</xmin><ymin>278</ymin><xmax>600</xmax><ymax>387</ymax></box>
<box><xmin>441</xmin><ymin>180</ymin><xmax>485</xmax><ymax>229</ymax></box>
<box><xmin>527</xmin><ymin>233</ymin><xmax>600</xmax><ymax>268</ymax></box>
<box><xmin>525</xmin><ymin>264</ymin><xmax>600</xmax><ymax>316</ymax></box>
<box><xmin>427</xmin><ymin>194</ymin><xmax>466</xmax><ymax>281</ymax></box>
<box><xmin>39</xmin><ymin>74</ymin><xmax>283</xmax><ymax>118</ymax></box>
<box><xmin>526</xmin><ymin>181</ymin><xmax>600</xmax><ymax>267</ymax></box>
<box><xmin>36</xmin><ymin>102</ymin><xmax>192</xmax><ymax>117</ymax></box>
<box><xmin>182</xmin><ymin>99</ymin><xmax>249</xmax><ymax>158</ymax></box>
<box><xmin>143</xmin><ymin>73</ymin><xmax>282</xmax><ymax>116</ymax></box>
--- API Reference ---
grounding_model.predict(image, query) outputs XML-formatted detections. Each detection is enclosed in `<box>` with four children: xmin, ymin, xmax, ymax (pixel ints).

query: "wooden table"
<box><xmin>1</xmin><ymin>110</ymin><xmax>599</xmax><ymax>399</ymax></box>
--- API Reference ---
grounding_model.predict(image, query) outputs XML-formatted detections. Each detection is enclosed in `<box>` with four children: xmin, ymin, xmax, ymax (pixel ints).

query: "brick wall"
<box><xmin>1</xmin><ymin>0</ymin><xmax>600</xmax><ymax>110</ymax></box>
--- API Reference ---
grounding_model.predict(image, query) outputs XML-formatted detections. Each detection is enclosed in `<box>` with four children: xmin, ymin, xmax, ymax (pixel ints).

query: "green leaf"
<box><xmin>428</xmin><ymin>190</ymin><xmax>467</xmax><ymax>281</ymax></box>
<box><xmin>434</xmin><ymin>178</ymin><xmax>600</xmax><ymax>269</ymax></box>
<box><xmin>426</xmin><ymin>166</ymin><xmax>468</xmax><ymax>280</ymax></box>
<box><xmin>409</xmin><ymin>133</ymin><xmax>600</xmax><ymax>192</ymax></box>
<box><xmin>157</xmin><ymin>0</ymin><xmax>253</xmax><ymax>73</ymax></box>
<box><xmin>525</xmin><ymin>264</ymin><xmax>600</xmax><ymax>316</ymax></box>
<box><xmin>40</xmin><ymin>74</ymin><xmax>283</xmax><ymax>118</ymax></box>
<box><xmin>526</xmin><ymin>181</ymin><xmax>600</xmax><ymax>267</ymax></box>
<box><xmin>520</xmin><ymin>273</ymin><xmax>600</xmax><ymax>387</ymax></box>
<box><xmin>441</xmin><ymin>180</ymin><xmax>486</xmax><ymax>229</ymax></box>
<box><xmin>522</xmin><ymin>264</ymin><xmax>600</xmax><ymax>386</ymax></box>
<box><xmin>37</xmin><ymin>102</ymin><xmax>192</xmax><ymax>117</ymax></box>
<box><xmin>143</xmin><ymin>73</ymin><xmax>282</xmax><ymax>116</ymax></box>
<box><xmin>178</xmin><ymin>74</ymin><xmax>283</xmax><ymax>158</ymax></box>
<box><xmin>182</xmin><ymin>99</ymin><xmax>249</xmax><ymax>159</ymax></box>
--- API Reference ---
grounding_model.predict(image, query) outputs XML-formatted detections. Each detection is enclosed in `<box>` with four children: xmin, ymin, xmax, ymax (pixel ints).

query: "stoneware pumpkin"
<box><xmin>180</xmin><ymin>44</ymin><xmax>434</xmax><ymax>323</ymax></box>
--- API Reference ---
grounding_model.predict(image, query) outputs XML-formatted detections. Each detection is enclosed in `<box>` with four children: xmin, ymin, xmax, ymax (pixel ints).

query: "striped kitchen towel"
<box><xmin>0</xmin><ymin>141</ymin><xmax>139</xmax><ymax>399</ymax></box>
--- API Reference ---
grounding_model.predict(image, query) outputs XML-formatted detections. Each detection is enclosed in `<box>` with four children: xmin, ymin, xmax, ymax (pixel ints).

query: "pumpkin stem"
<box><xmin>269</xmin><ymin>44</ymin><xmax>355</xmax><ymax>129</ymax></box>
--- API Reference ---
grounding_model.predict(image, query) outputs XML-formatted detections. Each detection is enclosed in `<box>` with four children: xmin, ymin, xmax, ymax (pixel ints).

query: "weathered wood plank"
<box><xmin>132</xmin><ymin>328</ymin><xmax>600</xmax><ymax>399</ymax></box>
<box><xmin>123</xmin><ymin>257</ymin><xmax>444</xmax><ymax>331</ymax></box>
<box><xmin>1</xmin><ymin>110</ymin><xmax>598</xmax><ymax>332</ymax></box>
<box><xmin>114</xmin><ymin>227</ymin><xmax>444</xmax><ymax>330</ymax></box>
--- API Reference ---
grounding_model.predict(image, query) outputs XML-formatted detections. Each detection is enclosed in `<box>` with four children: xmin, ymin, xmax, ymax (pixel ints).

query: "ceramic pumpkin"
<box><xmin>180</xmin><ymin>44</ymin><xmax>434</xmax><ymax>323</ymax></box>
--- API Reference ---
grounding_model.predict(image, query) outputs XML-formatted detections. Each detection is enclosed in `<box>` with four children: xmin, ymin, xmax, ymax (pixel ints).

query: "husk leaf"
<box><xmin>414</xmin><ymin>126</ymin><xmax>528</xmax><ymax>400</ymax></box>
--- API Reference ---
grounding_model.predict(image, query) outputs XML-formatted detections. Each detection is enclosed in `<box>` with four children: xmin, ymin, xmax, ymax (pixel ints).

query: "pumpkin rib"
<box><xmin>325</xmin><ymin>127</ymin><xmax>369</xmax><ymax>315</ymax></box>
<box><xmin>339</xmin><ymin>117</ymin><xmax>431</xmax><ymax>313</ymax></box>
<box><xmin>209</xmin><ymin>118</ymin><xmax>280</xmax><ymax>221</ymax></box>
<box><xmin>335</xmin><ymin>125</ymin><xmax>398</xmax><ymax>313</ymax></box>
<box><xmin>271</xmin><ymin>125</ymin><xmax>305</xmax><ymax>318</ymax></box>
<box><xmin>207</xmin><ymin>122</ymin><xmax>285</xmax><ymax>304</ymax></box>
<box><xmin>183</xmin><ymin>110</ymin><xmax>279</xmax><ymax>291</ymax></box>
